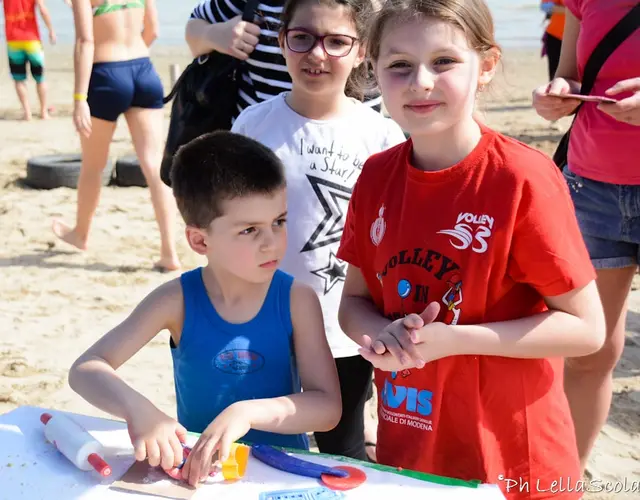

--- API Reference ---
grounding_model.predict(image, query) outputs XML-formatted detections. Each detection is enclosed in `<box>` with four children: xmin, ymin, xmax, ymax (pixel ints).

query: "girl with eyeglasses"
<box><xmin>231</xmin><ymin>0</ymin><xmax>405</xmax><ymax>463</ymax></box>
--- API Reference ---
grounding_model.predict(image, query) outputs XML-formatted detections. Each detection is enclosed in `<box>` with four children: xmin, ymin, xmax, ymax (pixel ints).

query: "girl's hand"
<box><xmin>598</xmin><ymin>78</ymin><xmax>640</xmax><ymax>126</ymax></box>
<box><xmin>532</xmin><ymin>78</ymin><xmax>582</xmax><ymax>121</ymax></box>
<box><xmin>359</xmin><ymin>336</ymin><xmax>411</xmax><ymax>372</ymax></box>
<box><xmin>126</xmin><ymin>402</ymin><xmax>187</xmax><ymax>471</ymax></box>
<box><xmin>181</xmin><ymin>402</ymin><xmax>251</xmax><ymax>486</ymax></box>
<box><xmin>360</xmin><ymin>320</ymin><xmax>455</xmax><ymax>371</ymax></box>
<box><xmin>210</xmin><ymin>15</ymin><xmax>261</xmax><ymax>61</ymax></box>
<box><xmin>360</xmin><ymin>302</ymin><xmax>440</xmax><ymax>369</ymax></box>
<box><xmin>73</xmin><ymin>100</ymin><xmax>92</xmax><ymax>138</ymax></box>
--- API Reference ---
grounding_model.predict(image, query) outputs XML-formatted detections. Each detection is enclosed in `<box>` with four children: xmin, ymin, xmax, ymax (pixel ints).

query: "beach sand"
<box><xmin>0</xmin><ymin>45</ymin><xmax>638</xmax><ymax>498</ymax></box>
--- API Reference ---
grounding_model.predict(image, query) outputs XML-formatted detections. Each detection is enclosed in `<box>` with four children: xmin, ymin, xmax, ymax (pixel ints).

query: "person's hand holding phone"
<box><xmin>597</xmin><ymin>78</ymin><xmax>640</xmax><ymax>126</ymax></box>
<box><xmin>533</xmin><ymin>77</ymin><xmax>582</xmax><ymax>121</ymax></box>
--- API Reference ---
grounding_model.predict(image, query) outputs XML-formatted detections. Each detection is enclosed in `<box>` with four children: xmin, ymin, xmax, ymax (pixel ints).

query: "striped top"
<box><xmin>189</xmin><ymin>0</ymin><xmax>381</xmax><ymax>115</ymax></box>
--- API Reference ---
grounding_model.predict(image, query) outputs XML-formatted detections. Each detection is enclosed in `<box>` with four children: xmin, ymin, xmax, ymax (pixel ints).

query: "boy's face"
<box><xmin>194</xmin><ymin>188</ymin><xmax>288</xmax><ymax>283</ymax></box>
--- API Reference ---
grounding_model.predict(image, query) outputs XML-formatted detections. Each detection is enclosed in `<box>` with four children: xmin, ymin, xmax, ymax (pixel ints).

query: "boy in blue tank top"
<box><xmin>68</xmin><ymin>131</ymin><xmax>342</xmax><ymax>487</ymax></box>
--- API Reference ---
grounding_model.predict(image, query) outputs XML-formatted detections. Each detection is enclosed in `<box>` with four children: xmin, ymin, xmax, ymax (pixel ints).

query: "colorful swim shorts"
<box><xmin>7</xmin><ymin>40</ymin><xmax>45</xmax><ymax>83</ymax></box>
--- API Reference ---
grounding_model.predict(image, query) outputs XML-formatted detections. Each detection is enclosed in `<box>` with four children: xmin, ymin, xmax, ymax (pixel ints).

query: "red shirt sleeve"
<box><xmin>507</xmin><ymin>160</ymin><xmax>596</xmax><ymax>297</ymax></box>
<box><xmin>337</xmin><ymin>174</ymin><xmax>362</xmax><ymax>267</ymax></box>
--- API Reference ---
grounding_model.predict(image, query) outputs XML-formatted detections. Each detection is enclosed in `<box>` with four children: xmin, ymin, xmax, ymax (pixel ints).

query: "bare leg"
<box><xmin>52</xmin><ymin>117</ymin><xmax>117</xmax><ymax>250</ymax></box>
<box><xmin>124</xmin><ymin>107</ymin><xmax>180</xmax><ymax>271</ymax></box>
<box><xmin>36</xmin><ymin>82</ymin><xmax>50</xmax><ymax>119</ymax></box>
<box><xmin>564</xmin><ymin>266</ymin><xmax>635</xmax><ymax>471</ymax></box>
<box><xmin>14</xmin><ymin>81</ymin><xmax>32</xmax><ymax>120</ymax></box>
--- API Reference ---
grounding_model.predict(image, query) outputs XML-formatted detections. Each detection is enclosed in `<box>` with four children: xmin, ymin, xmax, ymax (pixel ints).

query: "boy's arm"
<box><xmin>244</xmin><ymin>282</ymin><xmax>342</xmax><ymax>433</ymax></box>
<box><xmin>69</xmin><ymin>279</ymin><xmax>184</xmax><ymax>423</ymax></box>
<box><xmin>35</xmin><ymin>0</ymin><xmax>56</xmax><ymax>42</ymax></box>
<box><xmin>142</xmin><ymin>0</ymin><xmax>159</xmax><ymax>47</ymax></box>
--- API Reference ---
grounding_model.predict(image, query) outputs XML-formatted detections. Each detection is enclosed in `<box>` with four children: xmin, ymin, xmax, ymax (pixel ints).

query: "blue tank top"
<box><xmin>171</xmin><ymin>267</ymin><xmax>309</xmax><ymax>450</ymax></box>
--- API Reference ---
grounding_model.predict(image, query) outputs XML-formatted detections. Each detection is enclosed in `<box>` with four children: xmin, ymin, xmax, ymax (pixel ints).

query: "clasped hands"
<box><xmin>358</xmin><ymin>302</ymin><xmax>455</xmax><ymax>372</ymax></box>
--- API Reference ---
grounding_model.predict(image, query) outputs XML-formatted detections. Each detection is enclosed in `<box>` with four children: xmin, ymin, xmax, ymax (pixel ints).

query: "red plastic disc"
<box><xmin>320</xmin><ymin>466</ymin><xmax>367</xmax><ymax>490</ymax></box>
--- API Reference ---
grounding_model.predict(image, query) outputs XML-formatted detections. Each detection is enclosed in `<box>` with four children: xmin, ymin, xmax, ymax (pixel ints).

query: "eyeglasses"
<box><xmin>284</xmin><ymin>28</ymin><xmax>359</xmax><ymax>58</ymax></box>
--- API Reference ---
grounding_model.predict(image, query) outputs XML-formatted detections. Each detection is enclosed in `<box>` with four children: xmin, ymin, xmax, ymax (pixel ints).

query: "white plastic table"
<box><xmin>0</xmin><ymin>406</ymin><xmax>506</xmax><ymax>499</ymax></box>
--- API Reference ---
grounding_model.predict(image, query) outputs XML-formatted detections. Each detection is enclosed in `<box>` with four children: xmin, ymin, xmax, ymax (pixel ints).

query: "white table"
<box><xmin>0</xmin><ymin>406</ymin><xmax>505</xmax><ymax>499</ymax></box>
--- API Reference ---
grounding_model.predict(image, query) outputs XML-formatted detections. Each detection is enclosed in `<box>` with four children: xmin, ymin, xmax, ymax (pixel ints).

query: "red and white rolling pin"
<box><xmin>40</xmin><ymin>413</ymin><xmax>112</xmax><ymax>477</ymax></box>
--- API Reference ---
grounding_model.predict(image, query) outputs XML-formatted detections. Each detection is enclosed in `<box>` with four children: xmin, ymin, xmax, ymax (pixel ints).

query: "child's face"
<box><xmin>280</xmin><ymin>2</ymin><xmax>365</xmax><ymax>101</ymax></box>
<box><xmin>200</xmin><ymin>189</ymin><xmax>288</xmax><ymax>283</ymax></box>
<box><xmin>374</xmin><ymin>17</ymin><xmax>497</xmax><ymax>137</ymax></box>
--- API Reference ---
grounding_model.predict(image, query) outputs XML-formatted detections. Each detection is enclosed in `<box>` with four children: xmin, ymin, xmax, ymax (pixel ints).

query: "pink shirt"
<box><xmin>565</xmin><ymin>0</ymin><xmax>640</xmax><ymax>185</ymax></box>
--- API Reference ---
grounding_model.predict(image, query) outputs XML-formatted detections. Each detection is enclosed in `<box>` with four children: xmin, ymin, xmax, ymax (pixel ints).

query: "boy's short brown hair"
<box><xmin>170</xmin><ymin>131</ymin><xmax>286</xmax><ymax>228</ymax></box>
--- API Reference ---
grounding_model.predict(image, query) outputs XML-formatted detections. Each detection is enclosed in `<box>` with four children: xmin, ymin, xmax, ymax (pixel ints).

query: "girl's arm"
<box><xmin>71</xmin><ymin>0</ymin><xmax>94</xmax><ymax>97</ymax></box>
<box><xmin>428</xmin><ymin>282</ymin><xmax>605</xmax><ymax>359</ymax></box>
<box><xmin>185</xmin><ymin>0</ymin><xmax>261</xmax><ymax>60</ymax></box>
<box><xmin>339</xmin><ymin>265</ymin><xmax>392</xmax><ymax>346</ymax></box>
<box><xmin>142</xmin><ymin>0</ymin><xmax>159</xmax><ymax>47</ymax></box>
<box><xmin>553</xmin><ymin>9</ymin><xmax>580</xmax><ymax>82</ymax></box>
<box><xmin>361</xmin><ymin>282</ymin><xmax>605</xmax><ymax>373</ymax></box>
<box><xmin>532</xmin><ymin>10</ymin><xmax>581</xmax><ymax>121</ymax></box>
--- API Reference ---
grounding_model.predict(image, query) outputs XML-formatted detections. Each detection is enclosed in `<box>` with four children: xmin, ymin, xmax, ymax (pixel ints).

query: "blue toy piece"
<box><xmin>259</xmin><ymin>486</ymin><xmax>344</xmax><ymax>500</ymax></box>
<box><xmin>251</xmin><ymin>445</ymin><xmax>348</xmax><ymax>479</ymax></box>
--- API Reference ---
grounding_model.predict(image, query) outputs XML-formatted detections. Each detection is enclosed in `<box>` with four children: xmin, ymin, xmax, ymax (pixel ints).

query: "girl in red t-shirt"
<box><xmin>337</xmin><ymin>0</ymin><xmax>606</xmax><ymax>498</ymax></box>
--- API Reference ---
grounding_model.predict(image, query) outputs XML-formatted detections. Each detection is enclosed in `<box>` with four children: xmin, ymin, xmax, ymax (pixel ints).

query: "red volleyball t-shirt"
<box><xmin>338</xmin><ymin>126</ymin><xmax>596</xmax><ymax>499</ymax></box>
<box><xmin>3</xmin><ymin>0</ymin><xmax>40</xmax><ymax>42</ymax></box>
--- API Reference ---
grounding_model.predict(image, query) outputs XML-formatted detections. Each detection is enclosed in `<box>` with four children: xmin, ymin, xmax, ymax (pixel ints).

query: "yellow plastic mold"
<box><xmin>221</xmin><ymin>443</ymin><xmax>250</xmax><ymax>480</ymax></box>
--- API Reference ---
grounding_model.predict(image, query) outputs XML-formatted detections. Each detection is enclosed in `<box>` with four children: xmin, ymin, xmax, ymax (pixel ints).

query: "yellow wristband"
<box><xmin>73</xmin><ymin>93</ymin><xmax>87</xmax><ymax>101</ymax></box>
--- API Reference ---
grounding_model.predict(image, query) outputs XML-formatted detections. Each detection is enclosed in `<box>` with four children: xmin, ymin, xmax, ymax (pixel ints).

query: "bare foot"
<box><xmin>153</xmin><ymin>256</ymin><xmax>181</xmax><ymax>272</ymax></box>
<box><xmin>52</xmin><ymin>219</ymin><xmax>88</xmax><ymax>251</ymax></box>
<box><xmin>22</xmin><ymin>112</ymin><xmax>32</xmax><ymax>121</ymax></box>
<box><xmin>41</xmin><ymin>106</ymin><xmax>54</xmax><ymax>120</ymax></box>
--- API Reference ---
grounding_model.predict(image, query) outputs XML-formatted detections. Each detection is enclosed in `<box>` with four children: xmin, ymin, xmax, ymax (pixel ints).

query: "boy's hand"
<box><xmin>181</xmin><ymin>402</ymin><xmax>251</xmax><ymax>486</ymax></box>
<box><xmin>49</xmin><ymin>30</ymin><xmax>57</xmax><ymax>45</ymax></box>
<box><xmin>126</xmin><ymin>402</ymin><xmax>187</xmax><ymax>471</ymax></box>
<box><xmin>361</xmin><ymin>302</ymin><xmax>440</xmax><ymax>368</ymax></box>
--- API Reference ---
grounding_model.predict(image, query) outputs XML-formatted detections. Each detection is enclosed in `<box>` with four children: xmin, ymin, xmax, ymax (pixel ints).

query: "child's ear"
<box><xmin>185</xmin><ymin>226</ymin><xmax>209</xmax><ymax>255</ymax></box>
<box><xmin>278</xmin><ymin>31</ymin><xmax>286</xmax><ymax>52</ymax></box>
<box><xmin>354</xmin><ymin>43</ymin><xmax>366</xmax><ymax>68</ymax></box>
<box><xmin>478</xmin><ymin>47</ymin><xmax>500</xmax><ymax>88</ymax></box>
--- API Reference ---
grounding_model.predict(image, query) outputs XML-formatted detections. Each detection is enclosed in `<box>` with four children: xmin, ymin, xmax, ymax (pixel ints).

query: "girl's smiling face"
<box><xmin>375</xmin><ymin>17</ymin><xmax>497</xmax><ymax>137</ymax></box>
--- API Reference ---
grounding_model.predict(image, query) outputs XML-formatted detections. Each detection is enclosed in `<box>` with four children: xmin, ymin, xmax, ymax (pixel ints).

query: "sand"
<box><xmin>0</xmin><ymin>45</ymin><xmax>638</xmax><ymax>499</ymax></box>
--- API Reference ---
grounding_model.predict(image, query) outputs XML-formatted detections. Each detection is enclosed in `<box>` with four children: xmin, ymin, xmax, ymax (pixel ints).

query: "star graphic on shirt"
<box><xmin>311</xmin><ymin>251</ymin><xmax>347</xmax><ymax>295</ymax></box>
<box><xmin>301</xmin><ymin>175</ymin><xmax>352</xmax><ymax>252</ymax></box>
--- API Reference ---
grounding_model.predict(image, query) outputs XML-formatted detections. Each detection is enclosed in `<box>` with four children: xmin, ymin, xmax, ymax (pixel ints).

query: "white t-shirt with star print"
<box><xmin>232</xmin><ymin>93</ymin><xmax>405</xmax><ymax>358</ymax></box>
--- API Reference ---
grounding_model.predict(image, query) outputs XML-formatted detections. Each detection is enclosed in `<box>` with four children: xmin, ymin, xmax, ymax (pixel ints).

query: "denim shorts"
<box><xmin>563</xmin><ymin>167</ymin><xmax>640</xmax><ymax>269</ymax></box>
